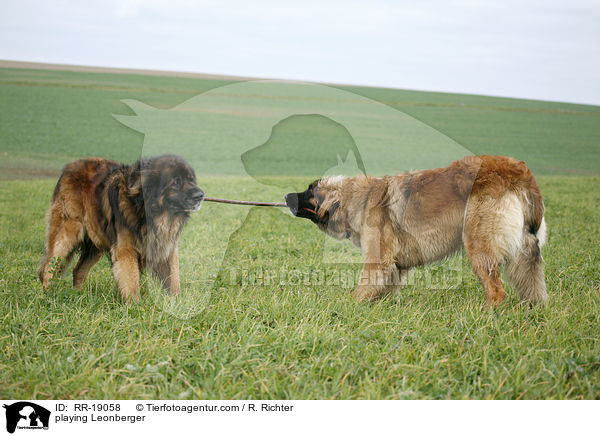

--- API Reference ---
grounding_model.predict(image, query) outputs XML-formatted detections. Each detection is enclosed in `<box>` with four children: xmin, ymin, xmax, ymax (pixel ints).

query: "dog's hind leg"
<box><xmin>466</xmin><ymin>255</ymin><xmax>506</xmax><ymax>307</ymax></box>
<box><xmin>463</xmin><ymin>194</ymin><xmax>527</xmax><ymax>306</ymax></box>
<box><xmin>55</xmin><ymin>250</ymin><xmax>77</xmax><ymax>278</ymax></box>
<box><xmin>505</xmin><ymin>219</ymin><xmax>547</xmax><ymax>304</ymax></box>
<box><xmin>38</xmin><ymin>217</ymin><xmax>83</xmax><ymax>290</ymax></box>
<box><xmin>72</xmin><ymin>239</ymin><xmax>103</xmax><ymax>289</ymax></box>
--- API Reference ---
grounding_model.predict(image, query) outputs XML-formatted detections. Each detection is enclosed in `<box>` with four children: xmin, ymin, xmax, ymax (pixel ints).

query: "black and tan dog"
<box><xmin>38</xmin><ymin>154</ymin><xmax>204</xmax><ymax>301</ymax></box>
<box><xmin>285</xmin><ymin>155</ymin><xmax>547</xmax><ymax>306</ymax></box>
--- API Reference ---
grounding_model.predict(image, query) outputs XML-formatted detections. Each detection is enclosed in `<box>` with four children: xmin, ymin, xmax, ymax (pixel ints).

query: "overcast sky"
<box><xmin>1</xmin><ymin>0</ymin><xmax>599</xmax><ymax>105</ymax></box>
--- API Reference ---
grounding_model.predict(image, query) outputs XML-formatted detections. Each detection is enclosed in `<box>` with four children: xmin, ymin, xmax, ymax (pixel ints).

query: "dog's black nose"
<box><xmin>285</xmin><ymin>193</ymin><xmax>298</xmax><ymax>214</ymax></box>
<box><xmin>192</xmin><ymin>189</ymin><xmax>205</xmax><ymax>202</ymax></box>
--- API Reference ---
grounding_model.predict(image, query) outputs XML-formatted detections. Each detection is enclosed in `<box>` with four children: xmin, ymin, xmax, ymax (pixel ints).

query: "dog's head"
<box><xmin>285</xmin><ymin>176</ymin><xmax>349</xmax><ymax>239</ymax></box>
<box><xmin>131</xmin><ymin>155</ymin><xmax>205</xmax><ymax>215</ymax></box>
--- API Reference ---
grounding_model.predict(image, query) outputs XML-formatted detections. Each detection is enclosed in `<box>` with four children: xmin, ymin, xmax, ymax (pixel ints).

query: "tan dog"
<box><xmin>285</xmin><ymin>155</ymin><xmax>547</xmax><ymax>306</ymax></box>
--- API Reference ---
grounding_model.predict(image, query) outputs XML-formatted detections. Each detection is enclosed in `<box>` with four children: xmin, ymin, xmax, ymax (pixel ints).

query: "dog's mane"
<box><xmin>318</xmin><ymin>175</ymin><xmax>347</xmax><ymax>188</ymax></box>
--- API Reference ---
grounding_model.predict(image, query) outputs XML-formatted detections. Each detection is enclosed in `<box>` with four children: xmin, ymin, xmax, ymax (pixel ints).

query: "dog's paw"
<box><xmin>352</xmin><ymin>285</ymin><xmax>382</xmax><ymax>302</ymax></box>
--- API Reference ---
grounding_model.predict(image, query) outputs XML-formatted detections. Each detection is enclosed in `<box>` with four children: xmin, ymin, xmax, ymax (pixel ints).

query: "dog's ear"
<box><xmin>127</xmin><ymin>164</ymin><xmax>142</xmax><ymax>196</ymax></box>
<box><xmin>317</xmin><ymin>187</ymin><xmax>341</xmax><ymax>219</ymax></box>
<box><xmin>365</xmin><ymin>182</ymin><xmax>388</xmax><ymax>228</ymax></box>
<box><xmin>328</xmin><ymin>201</ymin><xmax>340</xmax><ymax>216</ymax></box>
<box><xmin>128</xmin><ymin>178</ymin><xmax>141</xmax><ymax>197</ymax></box>
<box><xmin>314</xmin><ymin>187</ymin><xmax>326</xmax><ymax>217</ymax></box>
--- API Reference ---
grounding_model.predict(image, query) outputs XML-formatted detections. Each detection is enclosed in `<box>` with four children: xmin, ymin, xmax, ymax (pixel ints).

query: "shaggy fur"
<box><xmin>37</xmin><ymin>155</ymin><xmax>204</xmax><ymax>302</ymax></box>
<box><xmin>285</xmin><ymin>155</ymin><xmax>547</xmax><ymax>306</ymax></box>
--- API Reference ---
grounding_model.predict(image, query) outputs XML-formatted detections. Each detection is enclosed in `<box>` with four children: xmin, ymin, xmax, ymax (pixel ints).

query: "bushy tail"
<box><xmin>506</xmin><ymin>207</ymin><xmax>548</xmax><ymax>304</ymax></box>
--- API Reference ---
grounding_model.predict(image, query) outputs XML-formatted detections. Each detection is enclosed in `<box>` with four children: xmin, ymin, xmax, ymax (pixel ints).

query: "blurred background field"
<box><xmin>1</xmin><ymin>66</ymin><xmax>599</xmax><ymax>177</ymax></box>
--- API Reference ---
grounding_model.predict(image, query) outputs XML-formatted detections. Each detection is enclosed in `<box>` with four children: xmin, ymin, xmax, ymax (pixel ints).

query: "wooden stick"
<box><xmin>203</xmin><ymin>197</ymin><xmax>287</xmax><ymax>207</ymax></box>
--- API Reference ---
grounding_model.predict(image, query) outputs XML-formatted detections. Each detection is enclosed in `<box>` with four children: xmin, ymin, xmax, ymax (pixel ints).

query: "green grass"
<box><xmin>1</xmin><ymin>67</ymin><xmax>599</xmax><ymax>399</ymax></box>
<box><xmin>1</xmin><ymin>176</ymin><xmax>599</xmax><ymax>399</ymax></box>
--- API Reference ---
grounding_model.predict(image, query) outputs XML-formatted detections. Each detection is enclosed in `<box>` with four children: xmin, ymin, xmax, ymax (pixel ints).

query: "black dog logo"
<box><xmin>3</xmin><ymin>402</ymin><xmax>50</xmax><ymax>433</ymax></box>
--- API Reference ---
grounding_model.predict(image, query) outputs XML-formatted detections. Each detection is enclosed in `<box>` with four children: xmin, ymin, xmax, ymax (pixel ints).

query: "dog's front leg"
<box><xmin>354</xmin><ymin>262</ymin><xmax>401</xmax><ymax>302</ymax></box>
<box><xmin>111</xmin><ymin>240</ymin><xmax>140</xmax><ymax>302</ymax></box>
<box><xmin>353</xmin><ymin>218</ymin><xmax>400</xmax><ymax>302</ymax></box>
<box><xmin>167</xmin><ymin>247</ymin><xmax>181</xmax><ymax>296</ymax></box>
<box><xmin>150</xmin><ymin>247</ymin><xmax>181</xmax><ymax>295</ymax></box>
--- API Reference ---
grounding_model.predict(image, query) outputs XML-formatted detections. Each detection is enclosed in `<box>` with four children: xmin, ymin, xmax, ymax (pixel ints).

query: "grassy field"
<box><xmin>1</xmin><ymin>66</ymin><xmax>599</xmax><ymax>399</ymax></box>
<box><xmin>2</xmin><ymin>66</ymin><xmax>600</xmax><ymax>176</ymax></box>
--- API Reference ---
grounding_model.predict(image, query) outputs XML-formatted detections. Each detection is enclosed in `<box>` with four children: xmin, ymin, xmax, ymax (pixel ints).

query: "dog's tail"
<box><xmin>505</xmin><ymin>183</ymin><xmax>548</xmax><ymax>304</ymax></box>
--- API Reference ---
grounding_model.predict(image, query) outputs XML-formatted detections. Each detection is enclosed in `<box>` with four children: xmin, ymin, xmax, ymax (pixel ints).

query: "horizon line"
<box><xmin>1</xmin><ymin>59</ymin><xmax>597</xmax><ymax>108</ymax></box>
